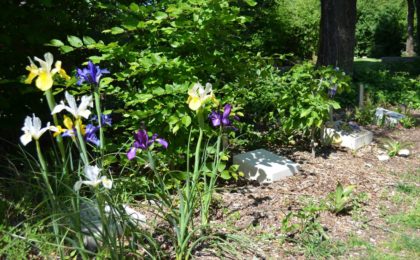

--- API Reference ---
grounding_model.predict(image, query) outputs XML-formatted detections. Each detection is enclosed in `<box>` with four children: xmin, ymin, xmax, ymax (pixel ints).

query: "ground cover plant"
<box><xmin>1</xmin><ymin>0</ymin><xmax>420</xmax><ymax>259</ymax></box>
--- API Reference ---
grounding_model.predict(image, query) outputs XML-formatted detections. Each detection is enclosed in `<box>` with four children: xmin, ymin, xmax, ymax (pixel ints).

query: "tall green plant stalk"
<box><xmin>175</xmin><ymin>110</ymin><xmax>205</xmax><ymax>260</ymax></box>
<box><xmin>201</xmin><ymin>134</ymin><xmax>222</xmax><ymax>227</ymax></box>
<box><xmin>95</xmin><ymin>190</ymin><xmax>116</xmax><ymax>259</ymax></box>
<box><xmin>75</xmin><ymin>122</ymin><xmax>89</xmax><ymax>166</ymax></box>
<box><xmin>93</xmin><ymin>86</ymin><xmax>105</xmax><ymax>156</ymax></box>
<box><xmin>45</xmin><ymin>89</ymin><xmax>67</xmax><ymax>169</ymax></box>
<box><xmin>35</xmin><ymin>139</ymin><xmax>64</xmax><ymax>258</ymax></box>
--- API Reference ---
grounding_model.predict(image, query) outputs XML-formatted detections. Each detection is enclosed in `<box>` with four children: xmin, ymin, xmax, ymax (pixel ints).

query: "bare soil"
<box><xmin>206</xmin><ymin>123</ymin><xmax>420</xmax><ymax>259</ymax></box>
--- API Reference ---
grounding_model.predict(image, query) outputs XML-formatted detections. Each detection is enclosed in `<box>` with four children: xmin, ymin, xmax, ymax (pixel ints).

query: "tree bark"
<box><xmin>317</xmin><ymin>0</ymin><xmax>357</xmax><ymax>74</ymax></box>
<box><xmin>415</xmin><ymin>0</ymin><xmax>420</xmax><ymax>53</ymax></box>
<box><xmin>406</xmin><ymin>0</ymin><xmax>416</xmax><ymax>56</ymax></box>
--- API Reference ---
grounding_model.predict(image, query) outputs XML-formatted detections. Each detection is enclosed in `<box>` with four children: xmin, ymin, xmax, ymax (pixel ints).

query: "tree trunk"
<box><xmin>406</xmin><ymin>0</ymin><xmax>416</xmax><ymax>56</ymax></box>
<box><xmin>317</xmin><ymin>0</ymin><xmax>357</xmax><ymax>74</ymax></box>
<box><xmin>415</xmin><ymin>0</ymin><xmax>420</xmax><ymax>53</ymax></box>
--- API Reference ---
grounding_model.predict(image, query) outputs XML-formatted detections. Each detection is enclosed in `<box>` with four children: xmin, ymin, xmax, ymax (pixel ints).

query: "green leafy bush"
<box><xmin>49</xmin><ymin>1</ymin><xmax>265</xmax><ymax>174</ymax></box>
<box><xmin>355</xmin><ymin>70</ymin><xmax>420</xmax><ymax>109</ymax></box>
<box><xmin>355</xmin><ymin>0</ymin><xmax>405</xmax><ymax>57</ymax></box>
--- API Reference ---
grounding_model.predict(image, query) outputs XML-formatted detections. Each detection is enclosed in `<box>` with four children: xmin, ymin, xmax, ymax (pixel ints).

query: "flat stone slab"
<box><xmin>324</xmin><ymin>121</ymin><xmax>373</xmax><ymax>150</ymax></box>
<box><xmin>80</xmin><ymin>201</ymin><xmax>146</xmax><ymax>250</ymax></box>
<box><xmin>233</xmin><ymin>149</ymin><xmax>299</xmax><ymax>184</ymax></box>
<box><xmin>375</xmin><ymin>107</ymin><xmax>405</xmax><ymax>125</ymax></box>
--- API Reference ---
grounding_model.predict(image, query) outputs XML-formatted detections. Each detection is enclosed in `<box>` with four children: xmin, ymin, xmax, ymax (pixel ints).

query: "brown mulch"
<box><xmin>205</xmin><ymin>124</ymin><xmax>420</xmax><ymax>259</ymax></box>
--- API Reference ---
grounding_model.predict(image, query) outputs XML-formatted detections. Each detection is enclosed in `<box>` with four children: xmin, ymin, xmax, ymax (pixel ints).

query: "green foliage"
<box><xmin>278</xmin><ymin>64</ymin><xmax>350</xmax><ymax>136</ymax></box>
<box><xmin>51</xmin><ymin>0</ymin><xmax>260</xmax><ymax>173</ymax></box>
<box><xmin>280</xmin><ymin>200</ymin><xmax>348</xmax><ymax>258</ymax></box>
<box><xmin>400</xmin><ymin>114</ymin><xmax>416</xmax><ymax>128</ymax></box>
<box><xmin>355</xmin><ymin>70</ymin><xmax>420</xmax><ymax>109</ymax></box>
<box><xmin>354</xmin><ymin>99</ymin><xmax>376</xmax><ymax>126</ymax></box>
<box><xmin>380</xmin><ymin>138</ymin><xmax>410</xmax><ymax>157</ymax></box>
<box><xmin>356</xmin><ymin>0</ymin><xmax>405</xmax><ymax>57</ymax></box>
<box><xmin>246</xmin><ymin>0</ymin><xmax>320</xmax><ymax>58</ymax></box>
<box><xmin>281</xmin><ymin>200</ymin><xmax>328</xmax><ymax>242</ymax></box>
<box><xmin>327</xmin><ymin>183</ymin><xmax>355</xmax><ymax>214</ymax></box>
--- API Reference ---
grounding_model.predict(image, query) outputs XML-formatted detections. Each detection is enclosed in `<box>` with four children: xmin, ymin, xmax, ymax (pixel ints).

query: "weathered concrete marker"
<box><xmin>375</xmin><ymin>107</ymin><xmax>405</xmax><ymax>125</ymax></box>
<box><xmin>323</xmin><ymin>121</ymin><xmax>373</xmax><ymax>150</ymax></box>
<box><xmin>233</xmin><ymin>149</ymin><xmax>300</xmax><ymax>184</ymax></box>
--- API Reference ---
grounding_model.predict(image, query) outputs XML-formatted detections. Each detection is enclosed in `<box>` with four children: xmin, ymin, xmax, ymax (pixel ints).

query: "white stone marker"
<box><xmin>375</xmin><ymin>107</ymin><xmax>405</xmax><ymax>125</ymax></box>
<box><xmin>323</xmin><ymin>121</ymin><xmax>373</xmax><ymax>150</ymax></box>
<box><xmin>233</xmin><ymin>149</ymin><xmax>299</xmax><ymax>184</ymax></box>
<box><xmin>324</xmin><ymin>127</ymin><xmax>373</xmax><ymax>150</ymax></box>
<box><xmin>80</xmin><ymin>201</ymin><xmax>146</xmax><ymax>251</ymax></box>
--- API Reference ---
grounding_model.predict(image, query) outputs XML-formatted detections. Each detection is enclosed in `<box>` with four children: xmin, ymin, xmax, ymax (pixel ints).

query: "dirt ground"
<box><xmin>205</xmin><ymin>122</ymin><xmax>420</xmax><ymax>259</ymax></box>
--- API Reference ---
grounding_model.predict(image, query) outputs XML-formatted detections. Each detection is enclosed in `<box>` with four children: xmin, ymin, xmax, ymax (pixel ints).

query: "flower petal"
<box><xmin>101</xmin><ymin>176</ymin><xmax>113</xmax><ymax>189</ymax></box>
<box><xmin>127</xmin><ymin>147</ymin><xmax>137</xmax><ymax>160</ymax></box>
<box><xmin>84</xmin><ymin>165</ymin><xmax>101</xmax><ymax>182</ymax></box>
<box><xmin>156</xmin><ymin>138</ymin><xmax>169</xmax><ymax>149</ymax></box>
<box><xmin>35</xmin><ymin>71</ymin><xmax>53</xmax><ymax>91</ymax></box>
<box><xmin>20</xmin><ymin>133</ymin><xmax>32</xmax><ymax>146</ymax></box>
<box><xmin>51</xmin><ymin>103</ymin><xmax>67</xmax><ymax>115</ymax></box>
<box><xmin>135</xmin><ymin>130</ymin><xmax>149</xmax><ymax>150</ymax></box>
<box><xmin>25</xmin><ymin>65</ymin><xmax>39</xmax><ymax>84</ymax></box>
<box><xmin>78</xmin><ymin>110</ymin><xmax>92</xmax><ymax>119</ymax></box>
<box><xmin>222</xmin><ymin>104</ymin><xmax>232</xmax><ymax>119</ymax></box>
<box><xmin>53</xmin><ymin>61</ymin><xmax>70</xmax><ymax>80</ymax></box>
<box><xmin>188</xmin><ymin>96</ymin><xmax>202</xmax><ymax>111</ymax></box>
<box><xmin>209</xmin><ymin>111</ymin><xmax>221</xmax><ymax>127</ymax></box>
<box><xmin>74</xmin><ymin>181</ymin><xmax>83</xmax><ymax>191</ymax></box>
<box><xmin>43</xmin><ymin>52</ymin><xmax>54</xmax><ymax>71</ymax></box>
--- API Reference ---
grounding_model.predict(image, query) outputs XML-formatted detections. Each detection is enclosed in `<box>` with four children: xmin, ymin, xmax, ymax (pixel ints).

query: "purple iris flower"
<box><xmin>328</xmin><ymin>84</ymin><xmax>338</xmax><ymax>98</ymax></box>
<box><xmin>62</xmin><ymin>128</ymin><xmax>76</xmax><ymax>138</ymax></box>
<box><xmin>76</xmin><ymin>61</ymin><xmax>110</xmax><ymax>85</ymax></box>
<box><xmin>127</xmin><ymin>129</ymin><xmax>168</xmax><ymax>160</ymax></box>
<box><xmin>85</xmin><ymin>124</ymin><xmax>100</xmax><ymax>146</ymax></box>
<box><xmin>209</xmin><ymin>104</ymin><xmax>238</xmax><ymax>128</ymax></box>
<box><xmin>92</xmin><ymin>114</ymin><xmax>112</xmax><ymax>127</ymax></box>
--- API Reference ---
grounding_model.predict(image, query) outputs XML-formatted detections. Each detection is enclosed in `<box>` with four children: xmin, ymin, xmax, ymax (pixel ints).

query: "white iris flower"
<box><xmin>20</xmin><ymin>114</ymin><xmax>53</xmax><ymax>146</ymax></box>
<box><xmin>51</xmin><ymin>91</ymin><xmax>93</xmax><ymax>119</ymax></box>
<box><xmin>74</xmin><ymin>165</ymin><xmax>113</xmax><ymax>191</ymax></box>
<box><xmin>187</xmin><ymin>82</ymin><xmax>217</xmax><ymax>111</ymax></box>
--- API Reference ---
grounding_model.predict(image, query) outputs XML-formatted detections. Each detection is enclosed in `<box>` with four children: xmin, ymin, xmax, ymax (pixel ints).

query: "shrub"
<box><xmin>355</xmin><ymin>0</ymin><xmax>405</xmax><ymax>58</ymax></box>
<box><xmin>355</xmin><ymin>70</ymin><xmax>420</xmax><ymax>109</ymax></box>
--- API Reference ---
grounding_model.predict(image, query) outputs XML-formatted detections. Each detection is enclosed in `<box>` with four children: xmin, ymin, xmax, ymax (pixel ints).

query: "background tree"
<box><xmin>406</xmin><ymin>0</ymin><xmax>416</xmax><ymax>56</ymax></box>
<box><xmin>317</xmin><ymin>0</ymin><xmax>358</xmax><ymax>74</ymax></box>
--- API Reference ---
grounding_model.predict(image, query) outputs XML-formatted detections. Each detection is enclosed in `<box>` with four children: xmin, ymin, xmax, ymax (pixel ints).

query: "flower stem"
<box><xmin>75</xmin><ymin>122</ymin><xmax>89</xmax><ymax>166</ymax></box>
<box><xmin>201</xmin><ymin>134</ymin><xmax>221</xmax><ymax>227</ymax></box>
<box><xmin>35</xmin><ymin>140</ymin><xmax>53</xmax><ymax>196</ymax></box>
<box><xmin>36</xmin><ymin>140</ymin><xmax>63</xmax><ymax>258</ymax></box>
<box><xmin>45</xmin><ymin>90</ymin><xmax>67</xmax><ymax>170</ymax></box>
<box><xmin>93</xmin><ymin>86</ymin><xmax>105</xmax><ymax>155</ymax></box>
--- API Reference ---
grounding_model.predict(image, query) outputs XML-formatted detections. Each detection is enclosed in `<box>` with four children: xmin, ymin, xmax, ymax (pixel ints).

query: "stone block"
<box><xmin>80</xmin><ymin>201</ymin><xmax>146</xmax><ymax>251</ymax></box>
<box><xmin>375</xmin><ymin>107</ymin><xmax>405</xmax><ymax>125</ymax></box>
<box><xmin>233</xmin><ymin>149</ymin><xmax>299</xmax><ymax>184</ymax></box>
<box><xmin>323</xmin><ymin>122</ymin><xmax>373</xmax><ymax>150</ymax></box>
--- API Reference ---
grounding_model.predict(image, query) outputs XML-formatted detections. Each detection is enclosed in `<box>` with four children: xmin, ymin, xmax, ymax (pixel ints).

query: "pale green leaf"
<box><xmin>48</xmin><ymin>39</ymin><xmax>64</xmax><ymax>47</ymax></box>
<box><xmin>111</xmin><ymin>27</ymin><xmax>125</xmax><ymax>35</ymax></box>
<box><xmin>67</xmin><ymin>35</ymin><xmax>83</xmax><ymax>48</ymax></box>
<box><xmin>82</xmin><ymin>36</ymin><xmax>96</xmax><ymax>45</ymax></box>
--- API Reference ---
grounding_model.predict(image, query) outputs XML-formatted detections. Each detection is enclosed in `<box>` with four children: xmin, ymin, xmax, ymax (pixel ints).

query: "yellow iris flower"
<box><xmin>25</xmin><ymin>52</ymin><xmax>70</xmax><ymax>91</ymax></box>
<box><xmin>187</xmin><ymin>82</ymin><xmax>218</xmax><ymax>111</ymax></box>
<box><xmin>52</xmin><ymin>115</ymin><xmax>85</xmax><ymax>139</ymax></box>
